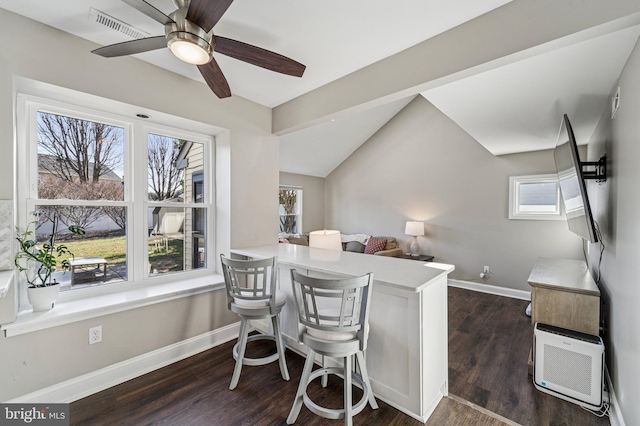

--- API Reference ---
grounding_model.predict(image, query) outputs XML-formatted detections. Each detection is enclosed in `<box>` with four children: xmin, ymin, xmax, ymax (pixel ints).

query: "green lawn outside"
<box><xmin>48</xmin><ymin>235</ymin><xmax>184</xmax><ymax>273</ymax></box>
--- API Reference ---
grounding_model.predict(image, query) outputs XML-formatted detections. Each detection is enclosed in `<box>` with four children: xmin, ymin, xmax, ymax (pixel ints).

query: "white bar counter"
<box><xmin>231</xmin><ymin>244</ymin><xmax>455</xmax><ymax>423</ymax></box>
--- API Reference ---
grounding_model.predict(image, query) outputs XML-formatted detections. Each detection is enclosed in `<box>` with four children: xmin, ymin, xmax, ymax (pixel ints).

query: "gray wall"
<box><xmin>325</xmin><ymin>96</ymin><xmax>583</xmax><ymax>291</ymax></box>
<box><xmin>586</xmin><ymin>37</ymin><xmax>640</xmax><ymax>426</ymax></box>
<box><xmin>0</xmin><ymin>10</ymin><xmax>277</xmax><ymax>400</ymax></box>
<box><xmin>279</xmin><ymin>172</ymin><xmax>325</xmax><ymax>233</ymax></box>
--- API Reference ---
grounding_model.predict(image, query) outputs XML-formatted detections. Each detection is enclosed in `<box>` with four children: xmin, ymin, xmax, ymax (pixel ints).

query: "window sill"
<box><xmin>2</xmin><ymin>274</ymin><xmax>225</xmax><ymax>337</ymax></box>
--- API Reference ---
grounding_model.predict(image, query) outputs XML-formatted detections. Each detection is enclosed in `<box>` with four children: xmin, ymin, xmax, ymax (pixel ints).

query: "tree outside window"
<box><xmin>279</xmin><ymin>187</ymin><xmax>302</xmax><ymax>234</ymax></box>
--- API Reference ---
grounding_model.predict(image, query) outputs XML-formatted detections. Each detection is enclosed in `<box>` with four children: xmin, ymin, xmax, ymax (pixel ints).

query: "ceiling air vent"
<box><xmin>89</xmin><ymin>8</ymin><xmax>150</xmax><ymax>40</ymax></box>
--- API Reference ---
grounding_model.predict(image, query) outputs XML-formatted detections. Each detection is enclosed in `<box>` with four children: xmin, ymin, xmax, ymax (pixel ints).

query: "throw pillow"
<box><xmin>345</xmin><ymin>241</ymin><xmax>366</xmax><ymax>253</ymax></box>
<box><xmin>377</xmin><ymin>236</ymin><xmax>397</xmax><ymax>250</ymax></box>
<box><xmin>364</xmin><ymin>236</ymin><xmax>387</xmax><ymax>254</ymax></box>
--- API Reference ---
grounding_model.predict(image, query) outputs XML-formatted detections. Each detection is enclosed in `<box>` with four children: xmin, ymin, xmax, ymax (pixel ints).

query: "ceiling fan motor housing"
<box><xmin>166</xmin><ymin>5</ymin><xmax>214</xmax><ymax>65</ymax></box>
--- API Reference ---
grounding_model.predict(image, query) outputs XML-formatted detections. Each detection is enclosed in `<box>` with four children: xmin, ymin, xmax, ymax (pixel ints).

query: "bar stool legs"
<box><xmin>356</xmin><ymin>352</ymin><xmax>378</xmax><ymax>410</ymax></box>
<box><xmin>286</xmin><ymin>349</ymin><xmax>377</xmax><ymax>426</ymax></box>
<box><xmin>229</xmin><ymin>316</ymin><xmax>289</xmax><ymax>390</ymax></box>
<box><xmin>272</xmin><ymin>314</ymin><xmax>290</xmax><ymax>382</ymax></box>
<box><xmin>287</xmin><ymin>350</ymin><xmax>316</xmax><ymax>424</ymax></box>
<box><xmin>230</xmin><ymin>318</ymin><xmax>250</xmax><ymax>390</ymax></box>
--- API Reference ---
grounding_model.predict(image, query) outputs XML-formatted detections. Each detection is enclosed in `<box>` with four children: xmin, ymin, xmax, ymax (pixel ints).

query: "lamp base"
<box><xmin>410</xmin><ymin>237</ymin><xmax>420</xmax><ymax>257</ymax></box>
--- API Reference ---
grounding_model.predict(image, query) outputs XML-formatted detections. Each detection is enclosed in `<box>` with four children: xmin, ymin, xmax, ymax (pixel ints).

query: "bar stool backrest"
<box><xmin>290</xmin><ymin>270</ymin><xmax>373</xmax><ymax>351</ymax></box>
<box><xmin>220</xmin><ymin>255</ymin><xmax>279</xmax><ymax>313</ymax></box>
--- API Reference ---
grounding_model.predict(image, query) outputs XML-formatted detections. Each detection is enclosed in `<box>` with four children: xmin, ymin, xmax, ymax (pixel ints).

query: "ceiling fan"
<box><xmin>92</xmin><ymin>0</ymin><xmax>306</xmax><ymax>98</ymax></box>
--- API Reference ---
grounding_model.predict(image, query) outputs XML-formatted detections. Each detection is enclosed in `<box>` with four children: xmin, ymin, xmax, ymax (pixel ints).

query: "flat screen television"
<box><xmin>553</xmin><ymin>114</ymin><xmax>598</xmax><ymax>243</ymax></box>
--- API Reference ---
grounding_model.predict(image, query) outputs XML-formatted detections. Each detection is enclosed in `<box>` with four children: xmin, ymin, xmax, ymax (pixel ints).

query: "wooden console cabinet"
<box><xmin>528</xmin><ymin>257</ymin><xmax>600</xmax><ymax>334</ymax></box>
<box><xmin>527</xmin><ymin>257</ymin><xmax>600</xmax><ymax>374</ymax></box>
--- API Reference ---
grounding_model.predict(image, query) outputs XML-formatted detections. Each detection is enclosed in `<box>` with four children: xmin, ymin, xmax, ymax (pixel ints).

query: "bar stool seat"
<box><xmin>220</xmin><ymin>255</ymin><xmax>290</xmax><ymax>390</ymax></box>
<box><xmin>287</xmin><ymin>270</ymin><xmax>378</xmax><ymax>426</ymax></box>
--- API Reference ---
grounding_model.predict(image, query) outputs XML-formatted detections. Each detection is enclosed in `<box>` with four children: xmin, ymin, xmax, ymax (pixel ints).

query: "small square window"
<box><xmin>509</xmin><ymin>174</ymin><xmax>563</xmax><ymax>220</ymax></box>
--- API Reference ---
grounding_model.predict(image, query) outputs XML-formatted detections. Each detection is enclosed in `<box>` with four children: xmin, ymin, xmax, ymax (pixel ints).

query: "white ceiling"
<box><xmin>2</xmin><ymin>1</ymin><xmax>639</xmax><ymax>177</ymax></box>
<box><xmin>421</xmin><ymin>25</ymin><xmax>640</xmax><ymax>156</ymax></box>
<box><xmin>0</xmin><ymin>0</ymin><xmax>510</xmax><ymax>108</ymax></box>
<box><xmin>280</xmin><ymin>96</ymin><xmax>414</xmax><ymax>177</ymax></box>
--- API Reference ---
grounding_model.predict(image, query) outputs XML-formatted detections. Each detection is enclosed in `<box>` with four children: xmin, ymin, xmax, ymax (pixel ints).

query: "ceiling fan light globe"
<box><xmin>167</xmin><ymin>32</ymin><xmax>212</xmax><ymax>65</ymax></box>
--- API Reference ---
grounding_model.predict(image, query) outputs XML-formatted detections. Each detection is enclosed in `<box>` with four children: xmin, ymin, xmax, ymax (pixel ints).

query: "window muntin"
<box><xmin>509</xmin><ymin>174</ymin><xmax>562</xmax><ymax>220</ymax></box>
<box><xmin>279</xmin><ymin>186</ymin><xmax>302</xmax><ymax>234</ymax></box>
<box><xmin>20</xmin><ymin>96</ymin><xmax>213</xmax><ymax>295</ymax></box>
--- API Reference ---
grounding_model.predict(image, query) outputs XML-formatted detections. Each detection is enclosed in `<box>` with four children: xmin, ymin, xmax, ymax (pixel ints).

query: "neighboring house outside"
<box><xmin>38</xmin><ymin>153</ymin><xmax>123</xmax><ymax>182</ymax></box>
<box><xmin>36</xmin><ymin>154</ymin><xmax>123</xmax><ymax>233</ymax></box>
<box><xmin>175</xmin><ymin>141</ymin><xmax>205</xmax><ymax>271</ymax></box>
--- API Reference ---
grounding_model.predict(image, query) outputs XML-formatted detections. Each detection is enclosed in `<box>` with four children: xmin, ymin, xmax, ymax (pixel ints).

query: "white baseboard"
<box><xmin>7</xmin><ymin>322</ymin><xmax>241</xmax><ymax>404</ymax></box>
<box><xmin>606</xmin><ymin>366</ymin><xmax>625</xmax><ymax>426</ymax></box>
<box><xmin>448</xmin><ymin>279</ymin><xmax>531</xmax><ymax>301</ymax></box>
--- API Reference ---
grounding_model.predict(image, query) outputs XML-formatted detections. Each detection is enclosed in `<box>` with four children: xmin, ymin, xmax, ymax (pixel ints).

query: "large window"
<box><xmin>278</xmin><ymin>186</ymin><xmax>302</xmax><ymax>235</ymax></box>
<box><xmin>18</xmin><ymin>96</ymin><xmax>213</xmax><ymax>292</ymax></box>
<box><xmin>509</xmin><ymin>174</ymin><xmax>562</xmax><ymax>220</ymax></box>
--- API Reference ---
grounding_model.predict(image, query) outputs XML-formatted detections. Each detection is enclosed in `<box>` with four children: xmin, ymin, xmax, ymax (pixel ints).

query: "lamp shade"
<box><xmin>309</xmin><ymin>230</ymin><xmax>342</xmax><ymax>251</ymax></box>
<box><xmin>405</xmin><ymin>221</ymin><xmax>425</xmax><ymax>236</ymax></box>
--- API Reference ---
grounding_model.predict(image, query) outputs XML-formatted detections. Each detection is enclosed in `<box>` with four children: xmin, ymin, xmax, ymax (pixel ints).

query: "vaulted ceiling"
<box><xmin>2</xmin><ymin>1</ymin><xmax>640</xmax><ymax>177</ymax></box>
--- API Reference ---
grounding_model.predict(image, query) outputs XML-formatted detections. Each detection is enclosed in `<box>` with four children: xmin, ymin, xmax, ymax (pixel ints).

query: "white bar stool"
<box><xmin>287</xmin><ymin>270</ymin><xmax>378</xmax><ymax>426</ymax></box>
<box><xmin>220</xmin><ymin>255</ymin><xmax>290</xmax><ymax>390</ymax></box>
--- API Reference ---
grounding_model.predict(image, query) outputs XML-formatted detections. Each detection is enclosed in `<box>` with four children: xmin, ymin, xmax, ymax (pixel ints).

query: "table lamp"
<box><xmin>309</xmin><ymin>230</ymin><xmax>342</xmax><ymax>251</ymax></box>
<box><xmin>405</xmin><ymin>221</ymin><xmax>424</xmax><ymax>257</ymax></box>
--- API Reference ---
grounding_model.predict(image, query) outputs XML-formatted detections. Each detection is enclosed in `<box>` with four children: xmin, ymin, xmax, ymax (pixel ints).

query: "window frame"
<box><xmin>508</xmin><ymin>174</ymin><xmax>563</xmax><ymax>220</ymax></box>
<box><xmin>142</xmin><ymin>124</ymin><xmax>211</xmax><ymax>278</ymax></box>
<box><xmin>16</xmin><ymin>93</ymin><xmax>216</xmax><ymax>306</ymax></box>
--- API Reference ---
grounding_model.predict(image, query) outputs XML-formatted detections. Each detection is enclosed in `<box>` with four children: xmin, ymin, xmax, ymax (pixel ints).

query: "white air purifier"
<box><xmin>533</xmin><ymin>322</ymin><xmax>604</xmax><ymax>410</ymax></box>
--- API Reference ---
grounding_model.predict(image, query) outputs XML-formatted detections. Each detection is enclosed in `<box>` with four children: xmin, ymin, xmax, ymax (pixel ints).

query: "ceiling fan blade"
<box><xmin>122</xmin><ymin>0</ymin><xmax>175</xmax><ymax>25</ymax></box>
<box><xmin>92</xmin><ymin>36</ymin><xmax>167</xmax><ymax>58</ymax></box>
<box><xmin>187</xmin><ymin>0</ymin><xmax>234</xmax><ymax>33</ymax></box>
<box><xmin>198</xmin><ymin>58</ymin><xmax>232</xmax><ymax>98</ymax></box>
<box><xmin>214</xmin><ymin>37</ymin><xmax>306</xmax><ymax>77</ymax></box>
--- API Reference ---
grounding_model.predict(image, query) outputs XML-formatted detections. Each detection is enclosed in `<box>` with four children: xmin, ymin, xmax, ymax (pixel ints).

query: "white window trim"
<box><xmin>509</xmin><ymin>174</ymin><xmax>564</xmax><ymax>220</ymax></box>
<box><xmin>14</xmin><ymin>91</ymin><xmax>219</xmax><ymax>314</ymax></box>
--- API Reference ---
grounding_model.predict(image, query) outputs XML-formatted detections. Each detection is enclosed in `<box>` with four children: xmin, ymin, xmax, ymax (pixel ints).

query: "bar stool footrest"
<box><xmin>302</xmin><ymin>367</ymin><xmax>368</xmax><ymax>420</ymax></box>
<box><xmin>233</xmin><ymin>333</ymin><xmax>280</xmax><ymax>366</ymax></box>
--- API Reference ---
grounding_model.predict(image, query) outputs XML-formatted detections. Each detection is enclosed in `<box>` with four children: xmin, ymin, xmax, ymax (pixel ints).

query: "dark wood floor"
<box><xmin>71</xmin><ymin>287</ymin><xmax>610</xmax><ymax>425</ymax></box>
<box><xmin>448</xmin><ymin>286</ymin><xmax>609</xmax><ymax>426</ymax></box>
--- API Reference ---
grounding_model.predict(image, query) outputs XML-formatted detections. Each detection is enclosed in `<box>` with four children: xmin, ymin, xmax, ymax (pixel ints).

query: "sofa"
<box><xmin>279</xmin><ymin>233</ymin><xmax>402</xmax><ymax>257</ymax></box>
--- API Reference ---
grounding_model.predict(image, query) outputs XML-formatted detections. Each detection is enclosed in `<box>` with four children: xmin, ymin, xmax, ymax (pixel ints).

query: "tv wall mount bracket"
<box><xmin>581</xmin><ymin>155</ymin><xmax>607</xmax><ymax>182</ymax></box>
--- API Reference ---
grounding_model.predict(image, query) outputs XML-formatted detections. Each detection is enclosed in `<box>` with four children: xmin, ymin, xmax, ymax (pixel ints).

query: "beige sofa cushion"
<box><xmin>376</xmin><ymin>236</ymin><xmax>398</xmax><ymax>250</ymax></box>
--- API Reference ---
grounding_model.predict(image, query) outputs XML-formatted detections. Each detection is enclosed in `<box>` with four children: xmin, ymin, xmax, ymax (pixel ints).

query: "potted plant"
<box><xmin>15</xmin><ymin>211</ymin><xmax>85</xmax><ymax>311</ymax></box>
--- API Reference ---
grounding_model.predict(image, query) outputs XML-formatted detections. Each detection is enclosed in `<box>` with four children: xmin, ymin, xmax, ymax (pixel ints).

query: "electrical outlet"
<box><xmin>483</xmin><ymin>266</ymin><xmax>490</xmax><ymax>274</ymax></box>
<box><xmin>89</xmin><ymin>326</ymin><xmax>102</xmax><ymax>345</ymax></box>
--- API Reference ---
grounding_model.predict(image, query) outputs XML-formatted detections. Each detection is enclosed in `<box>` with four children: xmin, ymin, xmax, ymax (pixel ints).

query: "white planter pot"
<box><xmin>27</xmin><ymin>284</ymin><xmax>60</xmax><ymax>312</ymax></box>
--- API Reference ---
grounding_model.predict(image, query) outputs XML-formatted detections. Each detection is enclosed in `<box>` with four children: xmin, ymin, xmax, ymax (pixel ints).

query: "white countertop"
<box><xmin>231</xmin><ymin>244</ymin><xmax>454</xmax><ymax>292</ymax></box>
